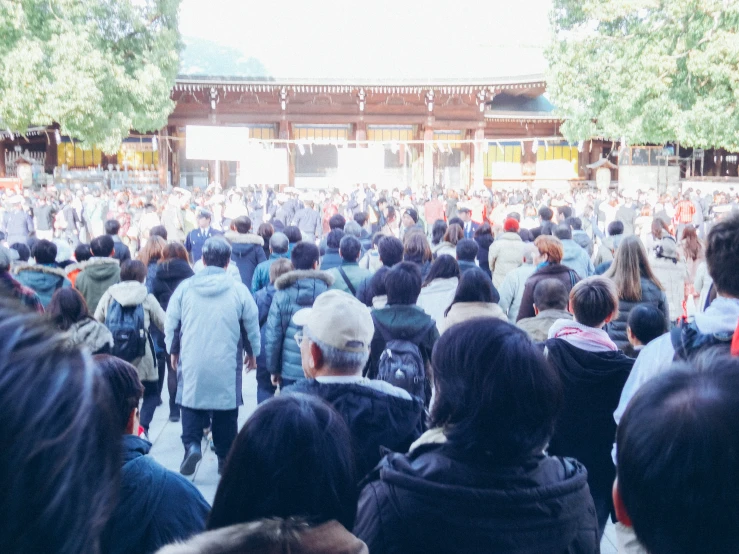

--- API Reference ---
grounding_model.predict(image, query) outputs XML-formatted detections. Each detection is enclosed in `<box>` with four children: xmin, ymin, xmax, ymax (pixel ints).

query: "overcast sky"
<box><xmin>179</xmin><ymin>0</ymin><xmax>553</xmax><ymax>79</ymax></box>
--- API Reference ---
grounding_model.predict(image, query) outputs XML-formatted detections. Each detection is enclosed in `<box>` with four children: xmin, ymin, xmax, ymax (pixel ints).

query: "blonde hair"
<box><xmin>534</xmin><ymin>235</ymin><xmax>564</xmax><ymax>265</ymax></box>
<box><xmin>138</xmin><ymin>236</ymin><xmax>167</xmax><ymax>267</ymax></box>
<box><xmin>605</xmin><ymin>235</ymin><xmax>663</xmax><ymax>301</ymax></box>
<box><xmin>269</xmin><ymin>258</ymin><xmax>294</xmax><ymax>284</ymax></box>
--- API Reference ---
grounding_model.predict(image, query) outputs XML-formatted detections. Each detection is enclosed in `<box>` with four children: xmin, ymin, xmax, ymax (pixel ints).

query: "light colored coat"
<box><xmin>517</xmin><ymin>309</ymin><xmax>573</xmax><ymax>342</ymax></box>
<box><xmin>561</xmin><ymin>239</ymin><xmax>594</xmax><ymax>280</ymax></box>
<box><xmin>440</xmin><ymin>301</ymin><xmax>507</xmax><ymax>334</ymax></box>
<box><xmin>488</xmin><ymin>232</ymin><xmax>526</xmax><ymax>289</ymax></box>
<box><xmin>432</xmin><ymin>241</ymin><xmax>457</xmax><ymax>259</ymax></box>
<box><xmin>165</xmin><ymin>267</ymin><xmax>261</xmax><ymax>410</ymax></box>
<box><xmin>416</xmin><ymin>277</ymin><xmax>458</xmax><ymax>332</ymax></box>
<box><xmin>650</xmin><ymin>255</ymin><xmax>689</xmax><ymax>321</ymax></box>
<box><xmin>64</xmin><ymin>317</ymin><xmax>114</xmax><ymax>353</ymax></box>
<box><xmin>498</xmin><ymin>264</ymin><xmax>537</xmax><ymax>323</ymax></box>
<box><xmin>95</xmin><ymin>281</ymin><xmax>166</xmax><ymax>382</ymax></box>
<box><xmin>693</xmin><ymin>261</ymin><xmax>713</xmax><ymax>312</ymax></box>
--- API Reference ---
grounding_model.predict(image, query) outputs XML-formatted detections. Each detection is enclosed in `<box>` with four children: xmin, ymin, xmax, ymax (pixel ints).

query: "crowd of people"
<box><xmin>2</xmin><ymin>180</ymin><xmax>739</xmax><ymax>554</ymax></box>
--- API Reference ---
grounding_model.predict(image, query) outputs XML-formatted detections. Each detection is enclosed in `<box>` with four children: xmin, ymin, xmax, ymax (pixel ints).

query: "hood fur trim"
<box><xmin>64</xmin><ymin>261</ymin><xmax>87</xmax><ymax>276</ymax></box>
<box><xmin>85</xmin><ymin>257</ymin><xmax>120</xmax><ymax>268</ymax></box>
<box><xmin>15</xmin><ymin>264</ymin><xmax>67</xmax><ymax>278</ymax></box>
<box><xmin>224</xmin><ymin>231</ymin><xmax>264</xmax><ymax>246</ymax></box>
<box><xmin>275</xmin><ymin>269</ymin><xmax>334</xmax><ymax>290</ymax></box>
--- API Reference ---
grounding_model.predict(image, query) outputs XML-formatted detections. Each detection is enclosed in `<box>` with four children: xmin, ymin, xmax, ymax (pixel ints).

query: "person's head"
<box><xmin>94</xmin><ymin>355</ymin><xmax>143</xmax><ymax>435</ymax></box>
<box><xmin>120</xmin><ymin>259</ymin><xmax>147</xmax><ymax>283</ymax></box>
<box><xmin>385</xmin><ymin>261</ymin><xmax>422</xmax><ymax>305</ymax></box>
<box><xmin>608</xmin><ymin>220</ymin><xmax>625</xmax><ymax>237</ymax></box>
<box><xmin>10</xmin><ymin>242</ymin><xmax>30</xmax><ymax>262</ymax></box>
<box><xmin>706</xmin><ymin>214</ymin><xmax>739</xmax><ymax>298</ymax></box>
<box><xmin>149</xmin><ymin>225</ymin><xmax>167</xmax><ymax>241</ymax></box>
<box><xmin>443</xmin><ymin>224</ymin><xmax>464</xmax><ymax>245</ymax></box>
<box><xmin>31</xmin><ymin>239</ymin><xmax>57</xmax><ymax>265</ymax></box>
<box><xmin>448</xmin><ymin>216</ymin><xmax>464</xmax><ymax>228</ymax></box>
<box><xmin>614</xmin><ymin>361</ymin><xmax>739</xmax><ymax>554</ymax></box>
<box><xmin>626</xmin><ymin>304</ymin><xmax>666</xmax><ymax>347</ymax></box>
<box><xmin>257</xmin><ymin>222</ymin><xmax>274</xmax><ymax>244</ymax></box>
<box><xmin>197</xmin><ymin>209</ymin><xmax>212</xmax><ymax>229</ymax></box>
<box><xmin>326</xmin><ymin>229</ymin><xmax>345</xmax><ymax>249</ymax></box>
<box><xmin>104</xmin><ymin>219</ymin><xmax>121</xmax><ymax>237</ymax></box>
<box><xmin>431</xmin><ymin>318</ymin><xmax>562</xmax><ymax>461</ymax></box>
<box><xmin>377</xmin><ymin>235</ymin><xmax>403</xmax><ymax>268</ymax></box>
<box><xmin>503</xmin><ymin>217</ymin><xmax>520</xmax><ymax>233</ymax></box>
<box><xmin>283</xmin><ymin>226</ymin><xmax>303</xmax><ymax>245</ymax></box>
<box><xmin>455</xmin><ymin>238</ymin><xmax>479</xmax><ymax>262</ymax></box>
<box><xmin>269</xmin><ymin>258</ymin><xmax>293</xmax><ymax>284</ymax></box>
<box><xmin>328</xmin><ymin>214</ymin><xmax>346</xmax><ymax>231</ymax></box>
<box><xmin>474</xmin><ymin>222</ymin><xmax>493</xmax><ymax>239</ymax></box>
<box><xmin>201</xmin><ymin>236</ymin><xmax>232</xmax><ymax>269</ymax></box>
<box><xmin>293</xmin><ymin>290</ymin><xmax>374</xmax><ymax>378</ymax></box>
<box><xmin>230</xmin><ymin>216</ymin><xmax>252</xmax><ymax>234</ymax></box>
<box><xmin>539</xmin><ymin>206</ymin><xmax>553</xmax><ymax>223</ymax></box>
<box><xmin>403</xmin><ymin>231</ymin><xmax>432</xmax><ymax>263</ymax></box>
<box><xmin>557</xmin><ymin>205</ymin><xmax>572</xmax><ymax>222</ymax></box>
<box><xmin>208</xmin><ymin>393</ymin><xmax>357</xmax><ymax>531</ymax></box>
<box><xmin>291</xmin><ymin>242</ymin><xmax>320</xmax><ymax>271</ymax></box>
<box><xmin>161</xmin><ymin>241</ymin><xmax>189</xmax><ymax>263</ymax></box>
<box><xmin>385</xmin><ymin>205</ymin><xmax>396</xmax><ymax>222</ymax></box>
<box><xmin>423</xmin><ymin>254</ymin><xmax>460</xmax><ymax>286</ymax></box>
<box><xmin>568</xmin><ymin>276</ymin><xmax>618</xmax><ymax>328</ymax></box>
<box><xmin>651</xmin><ymin>217</ymin><xmax>670</xmax><ymax>240</ymax></box>
<box><xmin>333</xmin><ymin>233</ymin><xmax>359</xmax><ymax>263</ymax></box>
<box><xmin>401</xmin><ymin>208</ymin><xmax>418</xmax><ymax>228</ymax></box>
<box><xmin>47</xmin><ymin>287</ymin><xmax>92</xmax><ymax>331</ymax></box>
<box><xmin>268</xmin><ymin>232</ymin><xmax>289</xmax><ymax>256</ymax></box>
<box><xmin>343</xmin><ymin>220</ymin><xmax>362</xmax><ymax>239</ymax></box>
<box><xmin>533</xmin><ymin>278</ymin><xmax>569</xmax><ymax>313</ymax></box>
<box><xmin>606</xmin><ymin>235</ymin><xmax>663</xmax><ymax>301</ymax></box>
<box><xmin>353</xmin><ymin>212</ymin><xmax>368</xmax><ymax>228</ymax></box>
<box><xmin>446</xmin><ymin>268</ymin><xmax>499</xmax><ymax>315</ymax></box>
<box><xmin>458</xmin><ymin>207</ymin><xmax>472</xmax><ymax>223</ymax></box>
<box><xmin>553</xmin><ymin>224</ymin><xmax>572</xmax><ymax>241</ymax></box>
<box><xmin>533</xmin><ymin>235</ymin><xmax>563</xmax><ymax>265</ymax></box>
<box><xmin>431</xmin><ymin>219</ymin><xmax>448</xmax><ymax>245</ymax></box>
<box><xmin>0</xmin><ymin>302</ymin><xmax>119</xmax><ymax>553</ymax></box>
<box><xmin>138</xmin><ymin>235</ymin><xmax>166</xmax><ymax>267</ymax></box>
<box><xmin>74</xmin><ymin>243</ymin><xmax>92</xmax><ymax>263</ymax></box>
<box><xmin>567</xmin><ymin>216</ymin><xmax>583</xmax><ymax>231</ymax></box>
<box><xmin>90</xmin><ymin>235</ymin><xmax>115</xmax><ymax>258</ymax></box>
<box><xmin>680</xmin><ymin>225</ymin><xmax>702</xmax><ymax>261</ymax></box>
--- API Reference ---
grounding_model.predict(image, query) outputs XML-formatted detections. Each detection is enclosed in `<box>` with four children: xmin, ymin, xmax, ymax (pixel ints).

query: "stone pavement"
<box><xmin>147</xmin><ymin>371</ymin><xmax>619</xmax><ymax>553</ymax></box>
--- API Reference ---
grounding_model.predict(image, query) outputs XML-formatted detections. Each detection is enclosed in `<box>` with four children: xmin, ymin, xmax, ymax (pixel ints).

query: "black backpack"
<box><xmin>105</xmin><ymin>300</ymin><xmax>148</xmax><ymax>362</ymax></box>
<box><xmin>375</xmin><ymin>322</ymin><xmax>433</xmax><ymax>400</ymax></box>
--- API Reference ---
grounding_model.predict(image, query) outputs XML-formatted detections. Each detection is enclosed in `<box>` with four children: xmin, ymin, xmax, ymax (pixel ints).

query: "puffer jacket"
<box><xmin>606</xmin><ymin>277</ymin><xmax>670</xmax><ymax>350</ymax></box>
<box><xmin>488</xmin><ymin>232</ymin><xmax>526</xmax><ymax>289</ymax></box>
<box><xmin>251</xmin><ymin>252</ymin><xmax>290</xmax><ymax>293</ymax></box>
<box><xmin>15</xmin><ymin>264</ymin><xmax>71</xmax><ymax>308</ymax></box>
<box><xmin>95</xmin><ymin>281</ymin><xmax>166</xmax><ymax>382</ymax></box>
<box><xmin>225</xmin><ymin>231</ymin><xmax>267</xmax><ymax>288</ymax></box>
<box><xmin>320</xmin><ymin>248</ymin><xmax>343</xmax><ymax>271</ymax></box>
<box><xmin>353</xmin><ymin>442</ymin><xmax>599</xmax><ymax>554</ymax></box>
<box><xmin>265</xmin><ymin>270</ymin><xmax>333</xmax><ymax>381</ymax></box>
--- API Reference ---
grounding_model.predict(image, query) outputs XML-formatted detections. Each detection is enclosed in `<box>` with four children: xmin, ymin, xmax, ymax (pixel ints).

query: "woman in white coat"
<box><xmin>416</xmin><ymin>255</ymin><xmax>460</xmax><ymax>332</ymax></box>
<box><xmin>488</xmin><ymin>218</ymin><xmax>526</xmax><ymax>289</ymax></box>
<box><xmin>649</xmin><ymin>236</ymin><xmax>689</xmax><ymax>322</ymax></box>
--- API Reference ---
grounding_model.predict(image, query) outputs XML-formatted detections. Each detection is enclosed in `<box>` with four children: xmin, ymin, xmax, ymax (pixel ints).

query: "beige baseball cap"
<box><xmin>292</xmin><ymin>290</ymin><xmax>374</xmax><ymax>353</ymax></box>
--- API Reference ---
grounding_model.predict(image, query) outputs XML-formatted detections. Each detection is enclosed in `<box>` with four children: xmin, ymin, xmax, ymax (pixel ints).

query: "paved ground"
<box><xmin>147</xmin><ymin>371</ymin><xmax>619</xmax><ymax>553</ymax></box>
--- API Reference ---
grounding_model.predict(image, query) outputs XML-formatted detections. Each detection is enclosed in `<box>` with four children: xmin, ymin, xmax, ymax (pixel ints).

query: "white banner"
<box><xmin>186</xmin><ymin>125</ymin><xmax>251</xmax><ymax>161</ymax></box>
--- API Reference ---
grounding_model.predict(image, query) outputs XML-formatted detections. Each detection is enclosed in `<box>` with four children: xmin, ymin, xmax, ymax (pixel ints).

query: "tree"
<box><xmin>546</xmin><ymin>0</ymin><xmax>739</xmax><ymax>150</ymax></box>
<box><xmin>0</xmin><ymin>0</ymin><xmax>181</xmax><ymax>153</ymax></box>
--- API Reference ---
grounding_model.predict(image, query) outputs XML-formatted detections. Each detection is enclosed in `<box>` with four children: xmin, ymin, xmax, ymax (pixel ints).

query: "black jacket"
<box><xmin>111</xmin><ymin>236</ymin><xmax>132</xmax><ymax>263</ymax></box>
<box><xmin>101</xmin><ymin>435</ymin><xmax>209</xmax><ymax>554</ymax></box>
<box><xmin>354</xmin><ymin>444</ymin><xmax>599</xmax><ymax>554</ymax></box>
<box><xmin>475</xmin><ymin>234</ymin><xmax>494</xmax><ymax>278</ymax></box>
<box><xmin>152</xmin><ymin>259</ymin><xmax>195</xmax><ymax>312</ymax></box>
<box><xmin>545</xmin><ymin>339</ymin><xmax>634</xmax><ymax>515</ymax></box>
<box><xmin>606</xmin><ymin>278</ymin><xmax>669</xmax><ymax>350</ymax></box>
<box><xmin>225</xmin><ymin>232</ymin><xmax>267</xmax><ymax>289</ymax></box>
<box><xmin>284</xmin><ymin>379</ymin><xmax>424</xmax><ymax>479</ymax></box>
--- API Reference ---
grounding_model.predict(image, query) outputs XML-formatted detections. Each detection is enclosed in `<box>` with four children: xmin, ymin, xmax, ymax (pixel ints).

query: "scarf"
<box><xmin>548</xmin><ymin>318</ymin><xmax>618</xmax><ymax>353</ymax></box>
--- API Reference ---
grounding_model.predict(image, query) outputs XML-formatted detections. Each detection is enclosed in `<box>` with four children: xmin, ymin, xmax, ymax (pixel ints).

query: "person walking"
<box><xmin>224</xmin><ymin>216</ymin><xmax>267</xmax><ymax>288</ymax></box>
<box><xmin>185</xmin><ymin>209</ymin><xmax>222</xmax><ymax>264</ymax></box>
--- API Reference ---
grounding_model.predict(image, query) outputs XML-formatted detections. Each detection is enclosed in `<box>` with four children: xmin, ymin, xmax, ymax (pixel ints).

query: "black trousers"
<box><xmin>181</xmin><ymin>407</ymin><xmax>238</xmax><ymax>461</ymax></box>
<box><xmin>140</xmin><ymin>380</ymin><xmax>159</xmax><ymax>433</ymax></box>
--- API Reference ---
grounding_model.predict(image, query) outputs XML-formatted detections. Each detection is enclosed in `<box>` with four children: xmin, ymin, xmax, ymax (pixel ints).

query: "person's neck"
<box><xmin>313</xmin><ymin>368</ymin><xmax>361</xmax><ymax>379</ymax></box>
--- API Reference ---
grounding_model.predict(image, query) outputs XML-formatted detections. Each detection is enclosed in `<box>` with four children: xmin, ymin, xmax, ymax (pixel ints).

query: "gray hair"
<box><xmin>343</xmin><ymin>221</ymin><xmax>363</xmax><ymax>238</ymax></box>
<box><xmin>270</xmin><ymin>232</ymin><xmax>289</xmax><ymax>254</ymax></box>
<box><xmin>305</xmin><ymin>328</ymin><xmax>369</xmax><ymax>373</ymax></box>
<box><xmin>202</xmin><ymin>236</ymin><xmax>232</xmax><ymax>268</ymax></box>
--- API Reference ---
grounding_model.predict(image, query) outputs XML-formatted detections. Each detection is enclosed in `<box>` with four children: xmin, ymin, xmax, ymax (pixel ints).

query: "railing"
<box><xmin>5</xmin><ymin>151</ymin><xmax>45</xmax><ymax>177</ymax></box>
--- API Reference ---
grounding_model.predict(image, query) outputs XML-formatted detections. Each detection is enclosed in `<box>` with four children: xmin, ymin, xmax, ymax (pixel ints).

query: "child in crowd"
<box><xmin>624</xmin><ymin>303</ymin><xmax>667</xmax><ymax>358</ymax></box>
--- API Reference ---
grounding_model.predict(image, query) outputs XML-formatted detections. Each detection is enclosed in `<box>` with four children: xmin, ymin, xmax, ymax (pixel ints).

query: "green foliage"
<box><xmin>546</xmin><ymin>0</ymin><xmax>739</xmax><ymax>150</ymax></box>
<box><xmin>0</xmin><ymin>0</ymin><xmax>181</xmax><ymax>153</ymax></box>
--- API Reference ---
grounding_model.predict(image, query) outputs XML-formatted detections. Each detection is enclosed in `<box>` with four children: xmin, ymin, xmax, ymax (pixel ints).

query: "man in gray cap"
<box><xmin>0</xmin><ymin>245</ymin><xmax>43</xmax><ymax>312</ymax></box>
<box><xmin>284</xmin><ymin>289</ymin><xmax>424</xmax><ymax>477</ymax></box>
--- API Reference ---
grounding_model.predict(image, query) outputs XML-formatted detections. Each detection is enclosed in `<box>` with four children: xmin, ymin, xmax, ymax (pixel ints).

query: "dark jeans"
<box><xmin>164</xmin><ymin>354</ymin><xmax>179</xmax><ymax>418</ymax></box>
<box><xmin>140</xmin><ymin>380</ymin><xmax>159</xmax><ymax>433</ymax></box>
<box><xmin>256</xmin><ymin>365</ymin><xmax>277</xmax><ymax>404</ymax></box>
<box><xmin>181</xmin><ymin>407</ymin><xmax>238</xmax><ymax>461</ymax></box>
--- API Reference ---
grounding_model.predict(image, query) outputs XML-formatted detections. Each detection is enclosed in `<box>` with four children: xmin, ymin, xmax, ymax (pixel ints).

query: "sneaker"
<box><xmin>168</xmin><ymin>413</ymin><xmax>180</xmax><ymax>423</ymax></box>
<box><xmin>179</xmin><ymin>444</ymin><xmax>202</xmax><ymax>476</ymax></box>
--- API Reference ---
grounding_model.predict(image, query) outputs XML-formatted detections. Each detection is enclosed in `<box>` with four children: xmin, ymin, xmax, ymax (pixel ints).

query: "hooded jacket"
<box><xmin>367</xmin><ymin>304</ymin><xmax>439</xmax><ymax>381</ymax></box>
<box><xmin>474</xmin><ymin>234</ymin><xmax>494</xmax><ymax>278</ymax></box>
<box><xmin>64</xmin><ymin>261</ymin><xmax>86</xmax><ymax>287</ymax></box>
<box><xmin>156</xmin><ymin>519</ymin><xmax>367</xmax><ymax>554</ymax></box>
<box><xmin>284</xmin><ymin>379</ymin><xmax>424</xmax><ymax>479</ymax></box>
<box><xmin>64</xmin><ymin>317</ymin><xmax>113</xmax><ymax>354</ymax></box>
<box><xmin>545</xmin><ymin>338</ymin><xmax>634</xmax><ymax>521</ymax></box>
<box><xmin>251</xmin><ymin>252</ymin><xmax>290</xmax><ymax>294</ymax></box>
<box><xmin>440</xmin><ymin>301</ymin><xmax>507</xmax><ymax>334</ymax></box>
<box><xmin>75</xmin><ymin>257</ymin><xmax>121</xmax><ymax>313</ymax></box>
<box><xmin>15</xmin><ymin>263</ymin><xmax>71</xmax><ymax>307</ymax></box>
<box><xmin>264</xmin><ymin>270</ymin><xmax>334</xmax><ymax>381</ymax></box>
<box><xmin>95</xmin><ymin>281</ymin><xmax>166</xmax><ymax>382</ymax></box>
<box><xmin>488</xmin><ymin>231</ymin><xmax>526</xmax><ymax>289</ymax></box>
<box><xmin>165</xmin><ymin>267</ymin><xmax>261</xmax><ymax>410</ymax></box>
<box><xmin>353</xmin><ymin>443</ymin><xmax>599</xmax><ymax>554</ymax></box>
<box><xmin>560</xmin><ymin>239</ymin><xmax>594</xmax><ymax>281</ymax></box>
<box><xmin>152</xmin><ymin>259</ymin><xmax>195</xmax><ymax>314</ymax></box>
<box><xmin>327</xmin><ymin>262</ymin><xmax>372</xmax><ymax>295</ymax></box>
<box><xmin>225</xmin><ymin>231</ymin><xmax>267</xmax><ymax>288</ymax></box>
<box><xmin>606</xmin><ymin>277</ymin><xmax>669</xmax><ymax>350</ymax></box>
<box><xmin>102</xmin><ymin>435</ymin><xmax>209</xmax><ymax>554</ymax></box>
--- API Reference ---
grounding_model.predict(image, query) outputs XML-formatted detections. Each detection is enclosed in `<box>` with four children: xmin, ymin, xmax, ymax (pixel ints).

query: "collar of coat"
<box><xmin>224</xmin><ymin>230</ymin><xmax>264</xmax><ymax>246</ymax></box>
<box><xmin>15</xmin><ymin>263</ymin><xmax>67</xmax><ymax>278</ymax></box>
<box><xmin>85</xmin><ymin>257</ymin><xmax>120</xmax><ymax>268</ymax></box>
<box><xmin>275</xmin><ymin>269</ymin><xmax>334</xmax><ymax>290</ymax></box>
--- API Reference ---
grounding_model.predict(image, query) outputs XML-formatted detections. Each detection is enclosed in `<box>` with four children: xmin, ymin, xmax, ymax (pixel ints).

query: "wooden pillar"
<box><xmin>423</xmin><ymin>127</ymin><xmax>434</xmax><ymax>189</ymax></box>
<box><xmin>170</xmin><ymin>126</ymin><xmax>180</xmax><ymax>188</ymax></box>
<box><xmin>0</xmin><ymin>141</ymin><xmax>7</xmax><ymax>177</ymax></box>
<box><xmin>355</xmin><ymin>121</ymin><xmax>367</xmax><ymax>146</ymax></box>
<box><xmin>45</xmin><ymin>138</ymin><xmax>58</xmax><ymax>175</ymax></box>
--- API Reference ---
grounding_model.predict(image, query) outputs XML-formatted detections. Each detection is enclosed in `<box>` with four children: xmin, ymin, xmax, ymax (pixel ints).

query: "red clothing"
<box><xmin>674</xmin><ymin>200</ymin><xmax>696</xmax><ymax>224</ymax></box>
<box><xmin>424</xmin><ymin>199</ymin><xmax>445</xmax><ymax>224</ymax></box>
<box><xmin>322</xmin><ymin>204</ymin><xmax>339</xmax><ymax>234</ymax></box>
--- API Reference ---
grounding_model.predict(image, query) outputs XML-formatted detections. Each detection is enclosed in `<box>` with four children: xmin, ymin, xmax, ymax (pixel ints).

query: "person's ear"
<box><xmin>604</xmin><ymin>311</ymin><xmax>616</xmax><ymax>324</ymax></box>
<box><xmin>612</xmin><ymin>478</ymin><xmax>633</xmax><ymax>527</ymax></box>
<box><xmin>534</xmin><ymin>305</ymin><xmax>540</xmax><ymax>316</ymax></box>
<box><xmin>568</xmin><ymin>299</ymin><xmax>575</xmax><ymax>314</ymax></box>
<box><xmin>626</xmin><ymin>326</ymin><xmax>635</xmax><ymax>342</ymax></box>
<box><xmin>309</xmin><ymin>341</ymin><xmax>323</xmax><ymax>370</ymax></box>
<box><xmin>313</xmin><ymin>260</ymin><xmax>319</xmax><ymax>270</ymax></box>
<box><xmin>125</xmin><ymin>407</ymin><xmax>138</xmax><ymax>435</ymax></box>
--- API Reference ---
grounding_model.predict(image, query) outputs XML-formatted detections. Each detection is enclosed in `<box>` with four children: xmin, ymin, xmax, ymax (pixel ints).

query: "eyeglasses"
<box><xmin>294</xmin><ymin>332</ymin><xmax>305</xmax><ymax>348</ymax></box>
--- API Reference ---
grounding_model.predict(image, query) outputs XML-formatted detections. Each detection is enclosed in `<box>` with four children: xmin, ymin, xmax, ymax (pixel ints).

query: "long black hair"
<box><xmin>47</xmin><ymin>287</ymin><xmax>92</xmax><ymax>330</ymax></box>
<box><xmin>445</xmin><ymin>268</ymin><xmax>500</xmax><ymax>316</ymax></box>
<box><xmin>0</xmin><ymin>299</ymin><xmax>119</xmax><ymax>553</ymax></box>
<box><xmin>208</xmin><ymin>394</ymin><xmax>357</xmax><ymax>531</ymax></box>
<box><xmin>423</xmin><ymin>254</ymin><xmax>460</xmax><ymax>287</ymax></box>
<box><xmin>431</xmin><ymin>219</ymin><xmax>448</xmax><ymax>245</ymax></box>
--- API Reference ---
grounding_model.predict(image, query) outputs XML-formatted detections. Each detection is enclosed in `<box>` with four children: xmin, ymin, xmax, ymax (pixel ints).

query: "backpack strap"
<box><xmin>337</xmin><ymin>267</ymin><xmax>356</xmax><ymax>295</ymax></box>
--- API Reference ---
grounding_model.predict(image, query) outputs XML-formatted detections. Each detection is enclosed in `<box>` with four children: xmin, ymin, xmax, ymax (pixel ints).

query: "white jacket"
<box><xmin>650</xmin><ymin>255</ymin><xmax>689</xmax><ymax>321</ymax></box>
<box><xmin>417</xmin><ymin>277</ymin><xmax>459</xmax><ymax>332</ymax></box>
<box><xmin>488</xmin><ymin>232</ymin><xmax>526</xmax><ymax>289</ymax></box>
